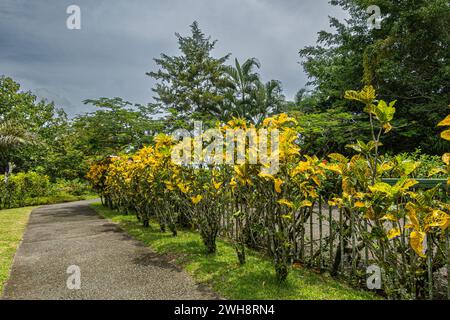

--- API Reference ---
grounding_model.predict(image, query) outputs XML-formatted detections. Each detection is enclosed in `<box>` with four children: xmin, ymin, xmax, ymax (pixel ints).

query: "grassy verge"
<box><xmin>0</xmin><ymin>206</ymin><xmax>35</xmax><ymax>294</ymax></box>
<box><xmin>91</xmin><ymin>202</ymin><xmax>379</xmax><ymax>300</ymax></box>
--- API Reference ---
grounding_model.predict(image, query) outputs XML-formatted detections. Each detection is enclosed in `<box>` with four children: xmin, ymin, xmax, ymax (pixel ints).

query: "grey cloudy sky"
<box><xmin>0</xmin><ymin>0</ymin><xmax>347</xmax><ymax>116</ymax></box>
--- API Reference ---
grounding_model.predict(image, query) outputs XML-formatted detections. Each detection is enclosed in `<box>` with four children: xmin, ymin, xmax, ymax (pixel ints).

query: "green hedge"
<box><xmin>0</xmin><ymin>171</ymin><xmax>94</xmax><ymax>209</ymax></box>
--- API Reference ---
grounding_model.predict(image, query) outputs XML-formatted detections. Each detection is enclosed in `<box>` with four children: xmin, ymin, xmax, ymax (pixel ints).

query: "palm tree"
<box><xmin>0</xmin><ymin>119</ymin><xmax>37</xmax><ymax>174</ymax></box>
<box><xmin>224</xmin><ymin>58</ymin><xmax>261</xmax><ymax>120</ymax></box>
<box><xmin>252</xmin><ymin>80</ymin><xmax>286</xmax><ymax>125</ymax></box>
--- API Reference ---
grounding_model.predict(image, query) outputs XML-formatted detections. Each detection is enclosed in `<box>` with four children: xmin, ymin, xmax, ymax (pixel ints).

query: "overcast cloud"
<box><xmin>0</xmin><ymin>0</ymin><xmax>347</xmax><ymax>116</ymax></box>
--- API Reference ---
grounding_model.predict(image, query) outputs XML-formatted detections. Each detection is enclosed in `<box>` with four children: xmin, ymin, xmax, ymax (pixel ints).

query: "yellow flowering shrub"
<box><xmin>86</xmin><ymin>93</ymin><xmax>450</xmax><ymax>298</ymax></box>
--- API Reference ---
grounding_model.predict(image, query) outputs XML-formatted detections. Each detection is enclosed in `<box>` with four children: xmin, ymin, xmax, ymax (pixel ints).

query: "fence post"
<box><xmin>309</xmin><ymin>204</ymin><xmax>314</xmax><ymax>266</ymax></box>
<box><xmin>300</xmin><ymin>207</ymin><xmax>305</xmax><ymax>262</ymax></box>
<box><xmin>410</xmin><ymin>249</ymin><xmax>416</xmax><ymax>299</ymax></box>
<box><xmin>350</xmin><ymin>209</ymin><xmax>356</xmax><ymax>279</ymax></box>
<box><xmin>447</xmin><ymin>229</ymin><xmax>449</xmax><ymax>300</ymax></box>
<box><xmin>339</xmin><ymin>208</ymin><xmax>344</xmax><ymax>273</ymax></box>
<box><xmin>329</xmin><ymin>204</ymin><xmax>333</xmax><ymax>270</ymax></box>
<box><xmin>427</xmin><ymin>234</ymin><xmax>433</xmax><ymax>300</ymax></box>
<box><xmin>319</xmin><ymin>197</ymin><xmax>323</xmax><ymax>269</ymax></box>
<box><xmin>364</xmin><ymin>219</ymin><xmax>369</xmax><ymax>267</ymax></box>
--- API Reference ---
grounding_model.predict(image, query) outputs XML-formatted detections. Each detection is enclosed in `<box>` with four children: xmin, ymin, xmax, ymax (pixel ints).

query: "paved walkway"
<box><xmin>2</xmin><ymin>200</ymin><xmax>218</xmax><ymax>300</ymax></box>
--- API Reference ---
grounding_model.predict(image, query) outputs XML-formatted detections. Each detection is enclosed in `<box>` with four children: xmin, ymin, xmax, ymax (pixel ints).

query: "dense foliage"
<box><xmin>148</xmin><ymin>22</ymin><xmax>286</xmax><ymax>128</ymax></box>
<box><xmin>299</xmin><ymin>0</ymin><xmax>450</xmax><ymax>154</ymax></box>
<box><xmin>0</xmin><ymin>78</ymin><xmax>155</xmax><ymax>206</ymax></box>
<box><xmin>0</xmin><ymin>76</ymin><xmax>70</xmax><ymax>177</ymax></box>
<box><xmin>1</xmin><ymin>3</ymin><xmax>449</xmax><ymax>300</ymax></box>
<box><xmin>0</xmin><ymin>171</ymin><xmax>92</xmax><ymax>209</ymax></box>
<box><xmin>74</xmin><ymin>97</ymin><xmax>163</xmax><ymax>157</ymax></box>
<box><xmin>88</xmin><ymin>87</ymin><xmax>449</xmax><ymax>299</ymax></box>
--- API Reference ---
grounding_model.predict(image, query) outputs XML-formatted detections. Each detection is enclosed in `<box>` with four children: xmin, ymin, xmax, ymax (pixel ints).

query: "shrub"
<box><xmin>0</xmin><ymin>172</ymin><xmax>94</xmax><ymax>209</ymax></box>
<box><xmin>54</xmin><ymin>179</ymin><xmax>92</xmax><ymax>196</ymax></box>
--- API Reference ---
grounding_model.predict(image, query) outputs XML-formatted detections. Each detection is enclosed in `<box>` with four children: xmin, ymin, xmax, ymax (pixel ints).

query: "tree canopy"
<box><xmin>148</xmin><ymin>22</ymin><xmax>286</xmax><ymax>128</ymax></box>
<box><xmin>148</xmin><ymin>21</ymin><xmax>231</xmax><ymax>127</ymax></box>
<box><xmin>300</xmin><ymin>0</ymin><xmax>450</xmax><ymax>154</ymax></box>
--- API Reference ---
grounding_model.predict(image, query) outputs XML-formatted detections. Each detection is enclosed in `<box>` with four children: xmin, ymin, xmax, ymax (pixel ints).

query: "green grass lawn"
<box><xmin>91</xmin><ymin>202</ymin><xmax>379</xmax><ymax>300</ymax></box>
<box><xmin>0</xmin><ymin>206</ymin><xmax>35</xmax><ymax>294</ymax></box>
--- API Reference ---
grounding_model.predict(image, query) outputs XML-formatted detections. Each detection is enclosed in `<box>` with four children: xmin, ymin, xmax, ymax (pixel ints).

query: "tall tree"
<box><xmin>0</xmin><ymin>120</ymin><xmax>37</xmax><ymax>174</ymax></box>
<box><xmin>300</xmin><ymin>0</ymin><xmax>450</xmax><ymax>154</ymax></box>
<box><xmin>224</xmin><ymin>58</ymin><xmax>261</xmax><ymax>119</ymax></box>
<box><xmin>74</xmin><ymin>97</ymin><xmax>162</xmax><ymax>159</ymax></box>
<box><xmin>0</xmin><ymin>76</ymin><xmax>68</xmax><ymax>176</ymax></box>
<box><xmin>148</xmin><ymin>22</ymin><xmax>231</xmax><ymax>128</ymax></box>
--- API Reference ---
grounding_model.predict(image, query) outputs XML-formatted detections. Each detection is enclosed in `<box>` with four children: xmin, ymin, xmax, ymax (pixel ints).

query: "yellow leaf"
<box><xmin>424</xmin><ymin>210</ymin><xmax>450</xmax><ymax>231</ymax></box>
<box><xmin>405</xmin><ymin>203</ymin><xmax>420</xmax><ymax>230</ymax></box>
<box><xmin>164</xmin><ymin>181</ymin><xmax>175</xmax><ymax>191</ymax></box>
<box><xmin>234</xmin><ymin>165</ymin><xmax>245</xmax><ymax>177</ymax></box>
<box><xmin>387</xmin><ymin>227</ymin><xmax>401</xmax><ymax>240</ymax></box>
<box><xmin>328</xmin><ymin>198</ymin><xmax>342</xmax><ymax>207</ymax></box>
<box><xmin>364</xmin><ymin>207</ymin><xmax>376</xmax><ymax>220</ymax></box>
<box><xmin>177</xmin><ymin>183</ymin><xmax>189</xmax><ymax>194</ymax></box>
<box><xmin>274</xmin><ymin>178</ymin><xmax>284</xmax><ymax>193</ymax></box>
<box><xmin>380</xmin><ymin>213</ymin><xmax>397</xmax><ymax>222</ymax></box>
<box><xmin>291</xmin><ymin>162</ymin><xmax>310</xmax><ymax>175</ymax></box>
<box><xmin>277</xmin><ymin>113</ymin><xmax>298</xmax><ymax>125</ymax></box>
<box><xmin>344</xmin><ymin>90</ymin><xmax>360</xmax><ymax>101</ymax></box>
<box><xmin>324</xmin><ymin>164</ymin><xmax>342</xmax><ymax>174</ymax></box>
<box><xmin>410</xmin><ymin>231</ymin><xmax>426</xmax><ymax>258</ymax></box>
<box><xmin>191</xmin><ymin>195</ymin><xmax>203</xmax><ymax>204</ymax></box>
<box><xmin>344</xmin><ymin>85</ymin><xmax>376</xmax><ymax>104</ymax></box>
<box><xmin>368</xmin><ymin>182</ymin><xmax>392</xmax><ymax>194</ymax></box>
<box><xmin>354</xmin><ymin>201</ymin><xmax>365</xmax><ymax>208</ymax></box>
<box><xmin>399</xmin><ymin>179</ymin><xmax>419</xmax><ymax>191</ymax></box>
<box><xmin>378</xmin><ymin>162</ymin><xmax>394</xmax><ymax>174</ymax></box>
<box><xmin>258</xmin><ymin>172</ymin><xmax>274</xmax><ymax>180</ymax></box>
<box><xmin>441</xmin><ymin>129</ymin><xmax>450</xmax><ymax>141</ymax></box>
<box><xmin>300</xmin><ymin>200</ymin><xmax>313</xmax><ymax>207</ymax></box>
<box><xmin>328</xmin><ymin>153</ymin><xmax>348</xmax><ymax>163</ymax></box>
<box><xmin>428</xmin><ymin>168</ymin><xmax>447</xmax><ymax>177</ymax></box>
<box><xmin>277</xmin><ymin>199</ymin><xmax>294</xmax><ymax>208</ymax></box>
<box><xmin>442</xmin><ymin>153</ymin><xmax>450</xmax><ymax>165</ymax></box>
<box><xmin>311</xmin><ymin>175</ymin><xmax>321</xmax><ymax>186</ymax></box>
<box><xmin>213</xmin><ymin>181</ymin><xmax>223</xmax><ymax>190</ymax></box>
<box><xmin>437</xmin><ymin>115</ymin><xmax>450</xmax><ymax>126</ymax></box>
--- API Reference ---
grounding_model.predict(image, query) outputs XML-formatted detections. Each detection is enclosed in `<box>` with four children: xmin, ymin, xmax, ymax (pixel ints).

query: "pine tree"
<box><xmin>147</xmin><ymin>22</ymin><xmax>231</xmax><ymax>128</ymax></box>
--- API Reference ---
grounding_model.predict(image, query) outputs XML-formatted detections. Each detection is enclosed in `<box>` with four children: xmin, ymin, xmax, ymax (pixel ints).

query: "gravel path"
<box><xmin>1</xmin><ymin>200</ymin><xmax>218</xmax><ymax>300</ymax></box>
